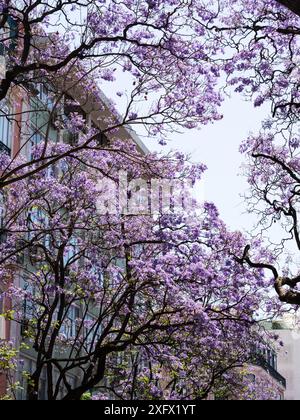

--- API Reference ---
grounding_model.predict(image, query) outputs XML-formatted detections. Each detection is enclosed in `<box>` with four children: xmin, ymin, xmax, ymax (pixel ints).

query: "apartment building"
<box><xmin>0</xmin><ymin>38</ymin><xmax>150</xmax><ymax>398</ymax></box>
<box><xmin>0</xmin><ymin>80</ymin><xmax>25</xmax><ymax>396</ymax></box>
<box><xmin>264</xmin><ymin>315</ymin><xmax>300</xmax><ymax>400</ymax></box>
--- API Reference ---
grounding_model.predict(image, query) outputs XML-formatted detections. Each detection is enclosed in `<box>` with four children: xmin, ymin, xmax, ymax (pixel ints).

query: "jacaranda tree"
<box><xmin>1</xmin><ymin>0</ymin><xmax>299</xmax><ymax>400</ymax></box>
<box><xmin>0</xmin><ymin>138</ymin><xmax>280</xmax><ymax>400</ymax></box>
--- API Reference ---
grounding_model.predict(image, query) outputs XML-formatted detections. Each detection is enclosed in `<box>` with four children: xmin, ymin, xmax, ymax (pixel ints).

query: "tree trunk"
<box><xmin>277</xmin><ymin>0</ymin><xmax>300</xmax><ymax>18</ymax></box>
<box><xmin>27</xmin><ymin>379</ymin><xmax>39</xmax><ymax>401</ymax></box>
<box><xmin>27</xmin><ymin>367</ymin><xmax>43</xmax><ymax>400</ymax></box>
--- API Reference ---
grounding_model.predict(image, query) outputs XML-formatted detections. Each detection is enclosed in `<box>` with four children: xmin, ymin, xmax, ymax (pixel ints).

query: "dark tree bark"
<box><xmin>277</xmin><ymin>0</ymin><xmax>300</xmax><ymax>18</ymax></box>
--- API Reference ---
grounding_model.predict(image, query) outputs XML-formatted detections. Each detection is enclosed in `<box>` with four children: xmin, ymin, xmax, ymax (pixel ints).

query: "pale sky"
<box><xmin>142</xmin><ymin>95</ymin><xmax>269</xmax><ymax>233</ymax></box>
<box><xmin>101</xmin><ymin>76</ymin><xmax>270</xmax><ymax>234</ymax></box>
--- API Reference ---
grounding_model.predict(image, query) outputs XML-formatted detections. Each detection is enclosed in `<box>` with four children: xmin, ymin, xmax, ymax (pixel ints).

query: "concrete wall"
<box><xmin>276</xmin><ymin>329</ymin><xmax>300</xmax><ymax>401</ymax></box>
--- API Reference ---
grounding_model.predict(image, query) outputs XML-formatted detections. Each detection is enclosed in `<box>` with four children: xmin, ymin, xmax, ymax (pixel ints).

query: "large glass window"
<box><xmin>27</xmin><ymin>206</ymin><xmax>46</xmax><ymax>240</ymax></box>
<box><xmin>0</xmin><ymin>23</ymin><xmax>10</xmax><ymax>56</ymax></box>
<box><xmin>37</xmin><ymin>83</ymin><xmax>54</xmax><ymax>110</ymax></box>
<box><xmin>0</xmin><ymin>192</ymin><xmax>5</xmax><ymax>228</ymax></box>
<box><xmin>23</xmin><ymin>281</ymin><xmax>36</xmax><ymax>322</ymax></box>
<box><xmin>0</xmin><ymin>101</ymin><xmax>12</xmax><ymax>153</ymax></box>
<box><xmin>61</xmin><ymin>306</ymin><xmax>79</xmax><ymax>339</ymax></box>
<box><xmin>0</xmin><ymin>17</ymin><xmax>17</xmax><ymax>56</ymax></box>
<box><xmin>85</xmin><ymin>314</ymin><xmax>102</xmax><ymax>347</ymax></box>
<box><xmin>63</xmin><ymin>237</ymin><xmax>79</xmax><ymax>267</ymax></box>
<box><xmin>29</xmin><ymin>122</ymin><xmax>45</xmax><ymax>161</ymax></box>
<box><xmin>0</xmin><ymin>192</ymin><xmax>7</xmax><ymax>244</ymax></box>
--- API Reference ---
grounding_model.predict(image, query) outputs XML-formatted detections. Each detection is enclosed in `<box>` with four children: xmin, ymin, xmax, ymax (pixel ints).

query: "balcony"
<box><xmin>0</xmin><ymin>141</ymin><xmax>11</xmax><ymax>156</ymax></box>
<box><xmin>253</xmin><ymin>355</ymin><xmax>286</xmax><ymax>389</ymax></box>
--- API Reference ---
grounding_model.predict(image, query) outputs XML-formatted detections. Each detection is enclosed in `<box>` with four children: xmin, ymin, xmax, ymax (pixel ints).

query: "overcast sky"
<box><xmin>141</xmin><ymin>95</ymin><xmax>269</xmax><ymax>233</ymax></box>
<box><xmin>101</xmin><ymin>77</ymin><xmax>270</xmax><ymax>234</ymax></box>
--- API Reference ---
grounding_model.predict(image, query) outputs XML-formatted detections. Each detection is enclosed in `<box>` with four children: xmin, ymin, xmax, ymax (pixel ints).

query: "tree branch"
<box><xmin>277</xmin><ymin>0</ymin><xmax>300</xmax><ymax>18</ymax></box>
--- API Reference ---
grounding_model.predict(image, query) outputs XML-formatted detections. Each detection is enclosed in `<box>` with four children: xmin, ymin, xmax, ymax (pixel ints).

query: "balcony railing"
<box><xmin>0</xmin><ymin>141</ymin><xmax>11</xmax><ymax>156</ymax></box>
<box><xmin>253</xmin><ymin>355</ymin><xmax>286</xmax><ymax>389</ymax></box>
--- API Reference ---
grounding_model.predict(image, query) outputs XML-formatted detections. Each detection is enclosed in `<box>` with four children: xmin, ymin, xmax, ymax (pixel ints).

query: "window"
<box><xmin>38</xmin><ymin>83</ymin><xmax>49</xmax><ymax>104</ymax></box>
<box><xmin>0</xmin><ymin>100</ymin><xmax>12</xmax><ymax>153</ymax></box>
<box><xmin>22</xmin><ymin>281</ymin><xmax>36</xmax><ymax>323</ymax></box>
<box><xmin>0</xmin><ymin>191</ymin><xmax>5</xmax><ymax>228</ymax></box>
<box><xmin>26</xmin><ymin>207</ymin><xmax>50</xmax><ymax>257</ymax></box>
<box><xmin>85</xmin><ymin>314</ymin><xmax>101</xmax><ymax>347</ymax></box>
<box><xmin>270</xmin><ymin>351</ymin><xmax>277</xmax><ymax>370</ymax></box>
<box><xmin>37</xmin><ymin>83</ymin><xmax>54</xmax><ymax>110</ymax></box>
<box><xmin>17</xmin><ymin>358</ymin><xmax>37</xmax><ymax>400</ymax></box>
<box><xmin>90</xmin><ymin>264</ymin><xmax>104</xmax><ymax>287</ymax></box>
<box><xmin>0</xmin><ymin>16</ymin><xmax>17</xmax><ymax>56</ymax></box>
<box><xmin>61</xmin><ymin>306</ymin><xmax>79</xmax><ymax>339</ymax></box>
<box><xmin>0</xmin><ymin>192</ymin><xmax>4</xmax><ymax>227</ymax></box>
<box><xmin>27</xmin><ymin>206</ymin><xmax>48</xmax><ymax>241</ymax></box>
<box><xmin>266</xmin><ymin>349</ymin><xmax>277</xmax><ymax>369</ymax></box>
<box><xmin>63</xmin><ymin>237</ymin><xmax>78</xmax><ymax>267</ymax></box>
<box><xmin>29</xmin><ymin>123</ymin><xmax>45</xmax><ymax>161</ymax></box>
<box><xmin>91</xmin><ymin>121</ymin><xmax>110</xmax><ymax>146</ymax></box>
<box><xmin>0</xmin><ymin>289</ymin><xmax>5</xmax><ymax>339</ymax></box>
<box><xmin>0</xmin><ymin>192</ymin><xmax>7</xmax><ymax>244</ymax></box>
<box><xmin>0</xmin><ymin>22</ymin><xmax>10</xmax><ymax>56</ymax></box>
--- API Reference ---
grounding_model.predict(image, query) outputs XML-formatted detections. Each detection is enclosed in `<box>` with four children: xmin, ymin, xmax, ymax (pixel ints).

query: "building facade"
<box><xmin>0</xmin><ymin>82</ymin><xmax>24</xmax><ymax>396</ymax></box>
<box><xmin>0</xmin><ymin>53</ymin><xmax>149</xmax><ymax>399</ymax></box>
<box><xmin>266</xmin><ymin>316</ymin><xmax>300</xmax><ymax>400</ymax></box>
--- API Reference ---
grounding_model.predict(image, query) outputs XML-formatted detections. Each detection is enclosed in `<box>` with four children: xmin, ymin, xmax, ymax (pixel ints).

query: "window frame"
<box><xmin>0</xmin><ymin>99</ymin><xmax>13</xmax><ymax>153</ymax></box>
